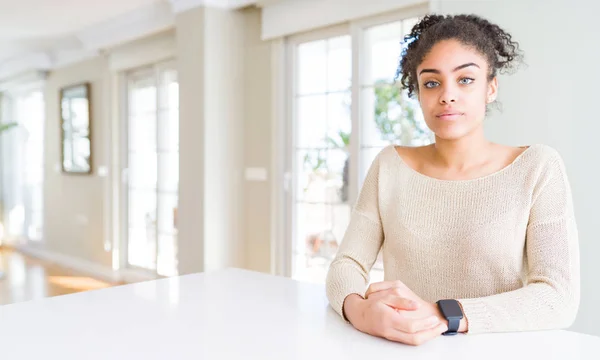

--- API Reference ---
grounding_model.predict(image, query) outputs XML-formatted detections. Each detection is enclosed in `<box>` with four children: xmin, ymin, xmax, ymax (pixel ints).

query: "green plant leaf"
<box><xmin>0</xmin><ymin>123</ymin><xmax>17</xmax><ymax>133</ymax></box>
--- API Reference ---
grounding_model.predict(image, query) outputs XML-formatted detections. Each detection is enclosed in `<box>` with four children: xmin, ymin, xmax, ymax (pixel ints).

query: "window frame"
<box><xmin>0</xmin><ymin>86</ymin><xmax>46</xmax><ymax>244</ymax></box>
<box><xmin>278</xmin><ymin>5</ymin><xmax>429</xmax><ymax>278</ymax></box>
<box><xmin>120</xmin><ymin>59</ymin><xmax>180</xmax><ymax>278</ymax></box>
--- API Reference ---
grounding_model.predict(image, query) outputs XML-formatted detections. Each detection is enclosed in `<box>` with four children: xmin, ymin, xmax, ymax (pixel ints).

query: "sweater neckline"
<box><xmin>391</xmin><ymin>143</ymin><xmax>540</xmax><ymax>184</ymax></box>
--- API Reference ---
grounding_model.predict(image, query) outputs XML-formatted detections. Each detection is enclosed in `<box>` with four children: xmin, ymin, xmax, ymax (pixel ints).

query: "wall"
<box><xmin>203</xmin><ymin>6</ymin><xmax>246</xmax><ymax>272</ymax></box>
<box><xmin>261</xmin><ymin>0</ymin><xmax>427</xmax><ymax>39</ymax></box>
<box><xmin>174</xmin><ymin>6</ymin><xmax>207</xmax><ymax>275</ymax></box>
<box><xmin>176</xmin><ymin>6</ymin><xmax>248</xmax><ymax>274</ymax></box>
<box><xmin>43</xmin><ymin>57</ymin><xmax>112</xmax><ymax>269</ymax></box>
<box><xmin>242</xmin><ymin>7</ymin><xmax>273</xmax><ymax>273</ymax></box>
<box><xmin>431</xmin><ymin>0</ymin><xmax>600</xmax><ymax>337</ymax></box>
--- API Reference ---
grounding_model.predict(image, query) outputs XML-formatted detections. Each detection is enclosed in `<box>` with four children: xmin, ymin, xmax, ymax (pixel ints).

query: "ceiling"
<box><xmin>0</xmin><ymin>0</ymin><xmax>163</xmax><ymax>65</ymax></box>
<box><xmin>0</xmin><ymin>0</ymin><xmax>162</xmax><ymax>40</ymax></box>
<box><xmin>0</xmin><ymin>0</ymin><xmax>285</xmax><ymax>77</ymax></box>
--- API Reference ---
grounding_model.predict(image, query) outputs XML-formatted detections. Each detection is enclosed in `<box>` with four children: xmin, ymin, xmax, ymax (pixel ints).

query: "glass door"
<box><xmin>124</xmin><ymin>62</ymin><xmax>179</xmax><ymax>277</ymax></box>
<box><xmin>287</xmin><ymin>15</ymin><xmax>432</xmax><ymax>284</ymax></box>
<box><xmin>0</xmin><ymin>90</ymin><xmax>45</xmax><ymax>244</ymax></box>
<box><xmin>289</xmin><ymin>33</ymin><xmax>353</xmax><ymax>283</ymax></box>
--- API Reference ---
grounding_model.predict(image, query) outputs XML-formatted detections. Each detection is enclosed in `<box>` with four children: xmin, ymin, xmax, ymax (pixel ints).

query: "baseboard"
<box><xmin>14</xmin><ymin>244</ymin><xmax>121</xmax><ymax>283</ymax></box>
<box><xmin>4</xmin><ymin>244</ymin><xmax>165</xmax><ymax>284</ymax></box>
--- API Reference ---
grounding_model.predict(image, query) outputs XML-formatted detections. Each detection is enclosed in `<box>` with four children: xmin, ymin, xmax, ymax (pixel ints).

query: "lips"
<box><xmin>436</xmin><ymin>112</ymin><xmax>463</xmax><ymax>120</ymax></box>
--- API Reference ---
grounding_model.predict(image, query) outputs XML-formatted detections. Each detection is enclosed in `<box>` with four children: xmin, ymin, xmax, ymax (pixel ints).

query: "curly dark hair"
<box><xmin>396</xmin><ymin>14</ymin><xmax>524</xmax><ymax>98</ymax></box>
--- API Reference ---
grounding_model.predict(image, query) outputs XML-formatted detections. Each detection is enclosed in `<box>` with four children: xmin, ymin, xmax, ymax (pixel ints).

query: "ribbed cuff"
<box><xmin>457</xmin><ymin>298</ymin><xmax>493</xmax><ymax>334</ymax></box>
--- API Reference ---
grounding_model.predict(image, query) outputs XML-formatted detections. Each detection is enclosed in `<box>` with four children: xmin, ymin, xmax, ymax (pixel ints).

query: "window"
<box><xmin>291</xmin><ymin>33</ymin><xmax>352</xmax><ymax>284</ymax></box>
<box><xmin>125</xmin><ymin>62</ymin><xmax>179</xmax><ymax>277</ymax></box>
<box><xmin>0</xmin><ymin>90</ymin><xmax>45</xmax><ymax>243</ymax></box>
<box><xmin>286</xmin><ymin>13</ymin><xmax>433</xmax><ymax>284</ymax></box>
<box><xmin>359</xmin><ymin>18</ymin><xmax>431</xmax><ymax>180</ymax></box>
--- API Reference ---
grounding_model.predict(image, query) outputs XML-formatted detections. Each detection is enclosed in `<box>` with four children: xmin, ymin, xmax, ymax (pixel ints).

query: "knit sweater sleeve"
<box><xmin>458</xmin><ymin>150</ymin><xmax>580</xmax><ymax>334</ymax></box>
<box><xmin>325</xmin><ymin>151</ymin><xmax>384</xmax><ymax>320</ymax></box>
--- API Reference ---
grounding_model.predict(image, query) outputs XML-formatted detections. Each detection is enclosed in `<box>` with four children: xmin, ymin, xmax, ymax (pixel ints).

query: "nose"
<box><xmin>439</xmin><ymin>86</ymin><xmax>457</xmax><ymax>104</ymax></box>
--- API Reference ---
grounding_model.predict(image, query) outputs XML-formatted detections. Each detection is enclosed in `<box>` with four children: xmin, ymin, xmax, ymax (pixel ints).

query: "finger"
<box><xmin>366</xmin><ymin>288</ymin><xmax>391</xmax><ymax>301</ymax></box>
<box><xmin>389</xmin><ymin>313</ymin><xmax>441</xmax><ymax>334</ymax></box>
<box><xmin>381</xmin><ymin>295</ymin><xmax>419</xmax><ymax>311</ymax></box>
<box><xmin>365</xmin><ymin>281</ymin><xmax>397</xmax><ymax>298</ymax></box>
<box><xmin>367</xmin><ymin>287</ymin><xmax>411</xmax><ymax>305</ymax></box>
<box><xmin>384</xmin><ymin>322</ymin><xmax>449</xmax><ymax>346</ymax></box>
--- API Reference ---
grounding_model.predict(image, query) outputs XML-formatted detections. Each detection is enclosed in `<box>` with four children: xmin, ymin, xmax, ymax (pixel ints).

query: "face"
<box><xmin>415</xmin><ymin>39</ymin><xmax>497</xmax><ymax>141</ymax></box>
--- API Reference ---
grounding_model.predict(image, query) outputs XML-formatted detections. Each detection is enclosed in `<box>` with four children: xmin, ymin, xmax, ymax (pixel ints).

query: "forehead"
<box><xmin>418</xmin><ymin>39</ymin><xmax>488</xmax><ymax>72</ymax></box>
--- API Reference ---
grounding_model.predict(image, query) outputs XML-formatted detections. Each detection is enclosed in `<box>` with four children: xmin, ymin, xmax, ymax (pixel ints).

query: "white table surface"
<box><xmin>0</xmin><ymin>268</ymin><xmax>598</xmax><ymax>359</ymax></box>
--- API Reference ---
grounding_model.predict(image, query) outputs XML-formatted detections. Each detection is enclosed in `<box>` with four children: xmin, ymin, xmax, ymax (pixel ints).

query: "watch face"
<box><xmin>439</xmin><ymin>300</ymin><xmax>463</xmax><ymax>318</ymax></box>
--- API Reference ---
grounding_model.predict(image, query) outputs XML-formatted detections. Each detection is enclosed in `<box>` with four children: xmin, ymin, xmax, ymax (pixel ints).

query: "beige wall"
<box><xmin>43</xmin><ymin>57</ymin><xmax>112</xmax><ymax>268</ymax></box>
<box><xmin>242</xmin><ymin>7</ymin><xmax>273</xmax><ymax>273</ymax></box>
<box><xmin>203</xmin><ymin>7</ymin><xmax>246</xmax><ymax>272</ymax></box>
<box><xmin>174</xmin><ymin>6</ymin><xmax>207</xmax><ymax>275</ymax></box>
<box><xmin>176</xmin><ymin>6</ymin><xmax>253</xmax><ymax>274</ymax></box>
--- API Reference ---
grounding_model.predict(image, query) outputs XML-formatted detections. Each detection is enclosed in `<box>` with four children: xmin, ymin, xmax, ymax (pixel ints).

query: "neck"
<box><xmin>430</xmin><ymin>128</ymin><xmax>492</xmax><ymax>171</ymax></box>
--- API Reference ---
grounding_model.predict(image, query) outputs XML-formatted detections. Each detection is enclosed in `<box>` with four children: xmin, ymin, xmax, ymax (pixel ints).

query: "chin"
<box><xmin>430</xmin><ymin>127</ymin><xmax>470</xmax><ymax>141</ymax></box>
<box><xmin>428</xmin><ymin>120</ymin><xmax>482</xmax><ymax>141</ymax></box>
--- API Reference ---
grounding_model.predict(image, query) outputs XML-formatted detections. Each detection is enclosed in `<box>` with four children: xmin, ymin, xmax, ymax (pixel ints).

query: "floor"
<box><xmin>0</xmin><ymin>247</ymin><xmax>115</xmax><ymax>306</ymax></box>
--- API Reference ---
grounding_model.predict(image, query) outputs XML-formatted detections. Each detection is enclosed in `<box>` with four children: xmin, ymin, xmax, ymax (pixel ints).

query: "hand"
<box><xmin>365</xmin><ymin>280</ymin><xmax>468</xmax><ymax>333</ymax></box>
<box><xmin>365</xmin><ymin>280</ymin><xmax>423</xmax><ymax>304</ymax></box>
<box><xmin>343</xmin><ymin>293</ymin><xmax>448</xmax><ymax>346</ymax></box>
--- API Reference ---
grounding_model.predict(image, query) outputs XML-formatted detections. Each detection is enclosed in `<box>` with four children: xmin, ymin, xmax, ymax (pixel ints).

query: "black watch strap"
<box><xmin>445</xmin><ymin>317</ymin><xmax>460</xmax><ymax>335</ymax></box>
<box><xmin>436</xmin><ymin>299</ymin><xmax>463</xmax><ymax>336</ymax></box>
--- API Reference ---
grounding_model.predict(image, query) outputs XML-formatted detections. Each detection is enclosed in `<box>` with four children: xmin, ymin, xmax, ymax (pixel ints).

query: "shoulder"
<box><xmin>528</xmin><ymin>143</ymin><xmax>563</xmax><ymax>161</ymax></box>
<box><xmin>521</xmin><ymin>144</ymin><xmax>571</xmax><ymax>192</ymax></box>
<box><xmin>524</xmin><ymin>144</ymin><xmax>567</xmax><ymax>173</ymax></box>
<box><xmin>375</xmin><ymin>144</ymin><xmax>427</xmax><ymax>167</ymax></box>
<box><xmin>360</xmin><ymin>145</ymin><xmax>414</xmax><ymax>181</ymax></box>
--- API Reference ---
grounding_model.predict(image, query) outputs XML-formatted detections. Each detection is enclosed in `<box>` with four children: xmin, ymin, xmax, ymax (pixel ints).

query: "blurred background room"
<box><xmin>0</xmin><ymin>0</ymin><xmax>598</xmax><ymax>338</ymax></box>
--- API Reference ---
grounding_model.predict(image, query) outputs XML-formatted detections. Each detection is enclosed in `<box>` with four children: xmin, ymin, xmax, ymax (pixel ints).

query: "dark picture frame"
<box><xmin>60</xmin><ymin>82</ymin><xmax>92</xmax><ymax>174</ymax></box>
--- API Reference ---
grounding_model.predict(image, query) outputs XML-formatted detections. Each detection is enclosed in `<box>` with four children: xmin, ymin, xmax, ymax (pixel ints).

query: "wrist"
<box><xmin>433</xmin><ymin>301</ymin><xmax>469</xmax><ymax>333</ymax></box>
<box><xmin>457</xmin><ymin>301</ymin><xmax>469</xmax><ymax>333</ymax></box>
<box><xmin>343</xmin><ymin>293</ymin><xmax>365</xmax><ymax>324</ymax></box>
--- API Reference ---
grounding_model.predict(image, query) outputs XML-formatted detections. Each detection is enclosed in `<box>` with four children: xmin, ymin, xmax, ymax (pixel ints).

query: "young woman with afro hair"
<box><xmin>326</xmin><ymin>13</ymin><xmax>579</xmax><ymax>346</ymax></box>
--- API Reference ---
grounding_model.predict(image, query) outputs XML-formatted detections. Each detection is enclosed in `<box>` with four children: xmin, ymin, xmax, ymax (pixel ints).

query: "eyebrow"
<box><xmin>418</xmin><ymin>62</ymin><xmax>480</xmax><ymax>76</ymax></box>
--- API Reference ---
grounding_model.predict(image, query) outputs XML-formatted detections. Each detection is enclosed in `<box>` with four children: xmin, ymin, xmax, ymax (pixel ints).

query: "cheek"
<box><xmin>417</xmin><ymin>92</ymin><xmax>436</xmax><ymax>109</ymax></box>
<box><xmin>464</xmin><ymin>86</ymin><xmax>489</xmax><ymax>111</ymax></box>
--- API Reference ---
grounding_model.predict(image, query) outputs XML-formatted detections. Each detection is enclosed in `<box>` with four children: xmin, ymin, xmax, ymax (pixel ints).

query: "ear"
<box><xmin>487</xmin><ymin>77</ymin><xmax>498</xmax><ymax>103</ymax></box>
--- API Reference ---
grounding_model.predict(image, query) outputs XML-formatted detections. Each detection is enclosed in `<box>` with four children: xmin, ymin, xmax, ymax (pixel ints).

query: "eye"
<box><xmin>424</xmin><ymin>81</ymin><xmax>439</xmax><ymax>89</ymax></box>
<box><xmin>459</xmin><ymin>77</ymin><xmax>474</xmax><ymax>85</ymax></box>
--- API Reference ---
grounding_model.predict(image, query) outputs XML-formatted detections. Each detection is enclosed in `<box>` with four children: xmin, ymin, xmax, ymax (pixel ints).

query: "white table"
<box><xmin>0</xmin><ymin>268</ymin><xmax>598</xmax><ymax>359</ymax></box>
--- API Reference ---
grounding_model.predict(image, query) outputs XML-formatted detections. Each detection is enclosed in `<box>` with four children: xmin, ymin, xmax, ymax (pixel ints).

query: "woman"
<box><xmin>325</xmin><ymin>14</ymin><xmax>579</xmax><ymax>346</ymax></box>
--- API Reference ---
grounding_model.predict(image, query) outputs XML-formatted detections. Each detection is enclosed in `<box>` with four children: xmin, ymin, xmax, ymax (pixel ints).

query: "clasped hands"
<box><xmin>343</xmin><ymin>280</ymin><xmax>449</xmax><ymax>346</ymax></box>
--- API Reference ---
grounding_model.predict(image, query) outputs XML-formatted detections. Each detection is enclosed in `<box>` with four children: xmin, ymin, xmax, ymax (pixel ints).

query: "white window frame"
<box><xmin>108</xmin><ymin>32</ymin><xmax>177</xmax><ymax>282</ymax></box>
<box><xmin>119</xmin><ymin>59</ymin><xmax>179</xmax><ymax>279</ymax></box>
<box><xmin>0</xmin><ymin>80</ymin><xmax>46</xmax><ymax>245</ymax></box>
<box><xmin>275</xmin><ymin>5</ymin><xmax>429</xmax><ymax>278</ymax></box>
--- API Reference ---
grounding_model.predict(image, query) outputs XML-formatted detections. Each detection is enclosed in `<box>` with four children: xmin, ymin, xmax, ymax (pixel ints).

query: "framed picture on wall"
<box><xmin>60</xmin><ymin>82</ymin><xmax>92</xmax><ymax>174</ymax></box>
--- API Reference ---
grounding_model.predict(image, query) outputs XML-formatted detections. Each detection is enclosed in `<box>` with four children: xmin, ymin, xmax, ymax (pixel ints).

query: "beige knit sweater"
<box><xmin>325</xmin><ymin>144</ymin><xmax>580</xmax><ymax>334</ymax></box>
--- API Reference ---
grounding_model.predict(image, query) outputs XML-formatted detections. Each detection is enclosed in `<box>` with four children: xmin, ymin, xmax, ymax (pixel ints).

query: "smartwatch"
<box><xmin>436</xmin><ymin>299</ymin><xmax>463</xmax><ymax>336</ymax></box>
